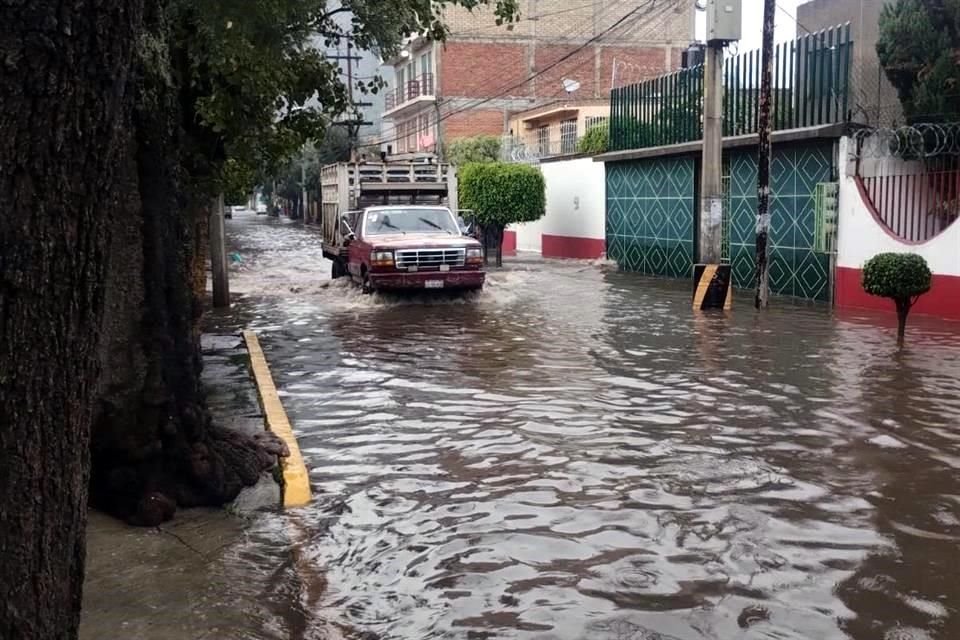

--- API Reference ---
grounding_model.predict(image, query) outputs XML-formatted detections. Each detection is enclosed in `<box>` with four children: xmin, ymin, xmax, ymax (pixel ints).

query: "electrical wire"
<box><xmin>356</xmin><ymin>0</ymin><xmax>628</xmax><ymax>145</ymax></box>
<box><xmin>369</xmin><ymin>1</ymin><xmax>666</xmax><ymax>147</ymax></box>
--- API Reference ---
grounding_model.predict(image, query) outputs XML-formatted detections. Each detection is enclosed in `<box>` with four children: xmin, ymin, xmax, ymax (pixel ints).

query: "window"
<box><xmin>363</xmin><ymin>207</ymin><xmax>460</xmax><ymax>236</ymax></box>
<box><xmin>560</xmin><ymin>118</ymin><xmax>578</xmax><ymax>154</ymax></box>
<box><xmin>396</xmin><ymin>65</ymin><xmax>406</xmax><ymax>102</ymax></box>
<box><xmin>418</xmin><ymin>113</ymin><xmax>433</xmax><ymax>149</ymax></box>
<box><xmin>405</xmin><ymin>116</ymin><xmax>417</xmax><ymax>152</ymax></box>
<box><xmin>585</xmin><ymin>116</ymin><xmax>608</xmax><ymax>131</ymax></box>
<box><xmin>420</xmin><ymin>51</ymin><xmax>433</xmax><ymax>91</ymax></box>
<box><xmin>537</xmin><ymin>125</ymin><xmax>551</xmax><ymax>156</ymax></box>
<box><xmin>396</xmin><ymin>120</ymin><xmax>407</xmax><ymax>153</ymax></box>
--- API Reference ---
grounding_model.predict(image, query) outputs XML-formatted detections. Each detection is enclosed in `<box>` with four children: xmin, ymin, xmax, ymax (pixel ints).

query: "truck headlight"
<box><xmin>466</xmin><ymin>247</ymin><xmax>484</xmax><ymax>263</ymax></box>
<box><xmin>370</xmin><ymin>250</ymin><xmax>394</xmax><ymax>266</ymax></box>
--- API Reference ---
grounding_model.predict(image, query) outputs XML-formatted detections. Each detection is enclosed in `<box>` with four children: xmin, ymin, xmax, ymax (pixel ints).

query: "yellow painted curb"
<box><xmin>242</xmin><ymin>330</ymin><xmax>312</xmax><ymax>507</ymax></box>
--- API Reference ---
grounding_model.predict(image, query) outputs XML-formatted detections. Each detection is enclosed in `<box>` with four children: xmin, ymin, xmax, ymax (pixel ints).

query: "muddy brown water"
<box><xmin>206</xmin><ymin>213</ymin><xmax>960</xmax><ymax>640</ymax></box>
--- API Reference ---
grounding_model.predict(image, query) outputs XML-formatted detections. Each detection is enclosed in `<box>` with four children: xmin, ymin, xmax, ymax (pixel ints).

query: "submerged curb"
<box><xmin>242</xmin><ymin>330</ymin><xmax>312</xmax><ymax>507</ymax></box>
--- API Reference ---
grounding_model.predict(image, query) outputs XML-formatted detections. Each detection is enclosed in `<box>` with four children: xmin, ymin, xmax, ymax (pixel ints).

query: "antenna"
<box><xmin>561</xmin><ymin>78</ymin><xmax>581</xmax><ymax>94</ymax></box>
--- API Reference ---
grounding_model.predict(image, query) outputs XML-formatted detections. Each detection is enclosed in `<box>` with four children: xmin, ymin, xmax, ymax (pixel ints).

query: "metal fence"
<box><xmin>850</xmin><ymin>124</ymin><xmax>960</xmax><ymax>243</ymax></box>
<box><xmin>501</xmin><ymin>120</ymin><xmax>609</xmax><ymax>164</ymax></box>
<box><xmin>609</xmin><ymin>24</ymin><xmax>853</xmax><ymax>151</ymax></box>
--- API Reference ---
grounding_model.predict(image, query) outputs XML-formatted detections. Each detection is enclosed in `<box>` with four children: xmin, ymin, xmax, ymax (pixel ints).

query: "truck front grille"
<box><xmin>395</xmin><ymin>248</ymin><xmax>466</xmax><ymax>269</ymax></box>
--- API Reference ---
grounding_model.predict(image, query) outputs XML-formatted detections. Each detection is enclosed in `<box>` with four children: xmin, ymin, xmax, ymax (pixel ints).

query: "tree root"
<box><xmin>91</xmin><ymin>418</ymin><xmax>290</xmax><ymax>527</ymax></box>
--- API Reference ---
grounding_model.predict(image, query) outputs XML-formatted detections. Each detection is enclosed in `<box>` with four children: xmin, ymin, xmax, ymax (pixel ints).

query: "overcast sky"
<box><xmin>695</xmin><ymin>0</ymin><xmax>802</xmax><ymax>51</ymax></box>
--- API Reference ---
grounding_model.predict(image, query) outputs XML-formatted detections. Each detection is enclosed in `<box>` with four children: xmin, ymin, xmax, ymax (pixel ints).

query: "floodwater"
<box><xmin>209</xmin><ymin>212</ymin><xmax>960</xmax><ymax>640</ymax></box>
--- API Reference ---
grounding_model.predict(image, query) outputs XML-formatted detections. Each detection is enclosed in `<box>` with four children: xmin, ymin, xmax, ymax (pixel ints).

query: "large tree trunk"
<box><xmin>0</xmin><ymin>2</ymin><xmax>144</xmax><ymax>637</ymax></box>
<box><xmin>89</xmin><ymin>3</ymin><xmax>284</xmax><ymax>526</ymax></box>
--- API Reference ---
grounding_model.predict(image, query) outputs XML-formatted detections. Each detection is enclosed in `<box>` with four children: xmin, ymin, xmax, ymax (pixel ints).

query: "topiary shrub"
<box><xmin>577</xmin><ymin>124</ymin><xmax>609</xmax><ymax>155</ymax></box>
<box><xmin>861</xmin><ymin>252</ymin><xmax>932</xmax><ymax>347</ymax></box>
<box><xmin>458</xmin><ymin>162</ymin><xmax>545</xmax><ymax>266</ymax></box>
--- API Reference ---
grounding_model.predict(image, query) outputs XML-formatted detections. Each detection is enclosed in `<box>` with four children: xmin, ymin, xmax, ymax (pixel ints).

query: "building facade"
<box><xmin>378</xmin><ymin>0</ymin><xmax>694</xmax><ymax>157</ymax></box>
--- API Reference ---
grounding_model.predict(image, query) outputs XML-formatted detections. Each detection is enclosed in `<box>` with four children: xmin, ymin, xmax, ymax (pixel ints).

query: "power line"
<box><xmin>371</xmin><ymin>1</ymin><xmax>661</xmax><ymax>148</ymax></box>
<box><xmin>357</xmin><ymin>0</ymin><xmax>628</xmax><ymax>146</ymax></box>
<box><xmin>450</xmin><ymin>0</ymin><xmax>609</xmax><ymax>39</ymax></box>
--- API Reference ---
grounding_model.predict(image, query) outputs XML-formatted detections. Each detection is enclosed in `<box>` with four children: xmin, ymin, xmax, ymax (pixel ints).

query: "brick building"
<box><xmin>378</xmin><ymin>0</ymin><xmax>694</xmax><ymax>156</ymax></box>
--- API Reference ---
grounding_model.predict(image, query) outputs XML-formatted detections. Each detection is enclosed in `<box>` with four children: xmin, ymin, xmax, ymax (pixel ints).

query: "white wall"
<box><xmin>511</xmin><ymin>157</ymin><xmax>606</xmax><ymax>254</ymax></box>
<box><xmin>837</xmin><ymin>137</ymin><xmax>960</xmax><ymax>276</ymax></box>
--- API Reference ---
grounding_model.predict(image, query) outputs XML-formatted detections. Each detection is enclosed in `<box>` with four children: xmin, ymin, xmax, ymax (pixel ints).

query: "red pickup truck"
<box><xmin>338</xmin><ymin>205</ymin><xmax>485</xmax><ymax>293</ymax></box>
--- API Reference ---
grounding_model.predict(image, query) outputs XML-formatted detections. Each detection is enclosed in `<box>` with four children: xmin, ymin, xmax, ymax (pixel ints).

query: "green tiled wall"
<box><xmin>605</xmin><ymin>141</ymin><xmax>834</xmax><ymax>302</ymax></box>
<box><xmin>727</xmin><ymin>143</ymin><xmax>833</xmax><ymax>301</ymax></box>
<box><xmin>606</xmin><ymin>157</ymin><xmax>695</xmax><ymax>279</ymax></box>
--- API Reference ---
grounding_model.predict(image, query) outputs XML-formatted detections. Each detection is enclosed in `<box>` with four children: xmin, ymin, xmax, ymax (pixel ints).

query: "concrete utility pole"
<box><xmin>699</xmin><ymin>42</ymin><xmax>724</xmax><ymax>266</ymax></box>
<box><xmin>210</xmin><ymin>193</ymin><xmax>230</xmax><ymax>308</ymax></box>
<box><xmin>693</xmin><ymin>1</ymin><xmax>741</xmax><ymax>311</ymax></box>
<box><xmin>300</xmin><ymin>160</ymin><xmax>308</xmax><ymax>222</ymax></box>
<box><xmin>755</xmin><ymin>0</ymin><xmax>775</xmax><ymax>309</ymax></box>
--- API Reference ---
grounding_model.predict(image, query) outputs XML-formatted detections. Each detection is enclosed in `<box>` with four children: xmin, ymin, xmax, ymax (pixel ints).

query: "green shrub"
<box><xmin>446</xmin><ymin>135</ymin><xmax>502</xmax><ymax>166</ymax></box>
<box><xmin>577</xmin><ymin>125</ymin><xmax>609</xmax><ymax>155</ymax></box>
<box><xmin>862</xmin><ymin>252</ymin><xmax>932</xmax><ymax>346</ymax></box>
<box><xmin>458</xmin><ymin>162</ymin><xmax>545</xmax><ymax>266</ymax></box>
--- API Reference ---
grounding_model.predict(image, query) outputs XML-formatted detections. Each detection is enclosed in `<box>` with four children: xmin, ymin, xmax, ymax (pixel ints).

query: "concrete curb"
<box><xmin>242</xmin><ymin>330</ymin><xmax>312</xmax><ymax>508</ymax></box>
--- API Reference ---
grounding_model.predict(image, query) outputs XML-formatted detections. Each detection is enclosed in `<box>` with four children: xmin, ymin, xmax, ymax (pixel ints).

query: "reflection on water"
<box><xmin>210</xmin><ymin>213</ymin><xmax>960</xmax><ymax>640</ymax></box>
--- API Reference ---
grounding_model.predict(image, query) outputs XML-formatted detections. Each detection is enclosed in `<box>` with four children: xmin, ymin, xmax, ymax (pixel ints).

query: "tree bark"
<box><xmin>89</xmin><ymin>3</ymin><xmax>284</xmax><ymax>526</ymax></box>
<box><xmin>0</xmin><ymin>2</ymin><xmax>144</xmax><ymax>637</ymax></box>
<box><xmin>896</xmin><ymin>298</ymin><xmax>910</xmax><ymax>348</ymax></box>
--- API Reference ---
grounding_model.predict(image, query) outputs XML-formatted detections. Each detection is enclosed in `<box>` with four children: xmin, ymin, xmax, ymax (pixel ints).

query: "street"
<box><xmin>210</xmin><ymin>212</ymin><xmax>960</xmax><ymax>640</ymax></box>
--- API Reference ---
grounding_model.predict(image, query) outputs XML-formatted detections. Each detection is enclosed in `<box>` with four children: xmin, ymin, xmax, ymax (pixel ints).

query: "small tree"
<box><xmin>447</xmin><ymin>135</ymin><xmax>502</xmax><ymax>166</ymax></box>
<box><xmin>862</xmin><ymin>252</ymin><xmax>932</xmax><ymax>347</ymax></box>
<box><xmin>458</xmin><ymin>162</ymin><xmax>545</xmax><ymax>266</ymax></box>
<box><xmin>577</xmin><ymin>124</ymin><xmax>609</xmax><ymax>154</ymax></box>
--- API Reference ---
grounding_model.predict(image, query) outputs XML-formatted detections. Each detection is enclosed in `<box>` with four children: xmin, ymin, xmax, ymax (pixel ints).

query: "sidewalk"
<box><xmin>80</xmin><ymin>334</ymin><xmax>282</xmax><ymax>640</ymax></box>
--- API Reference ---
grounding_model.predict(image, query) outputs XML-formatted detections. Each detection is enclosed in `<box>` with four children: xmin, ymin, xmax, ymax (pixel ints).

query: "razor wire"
<box><xmin>850</xmin><ymin>123</ymin><xmax>960</xmax><ymax>160</ymax></box>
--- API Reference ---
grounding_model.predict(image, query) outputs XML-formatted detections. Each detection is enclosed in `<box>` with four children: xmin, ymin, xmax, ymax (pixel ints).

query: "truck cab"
<box><xmin>341</xmin><ymin>205</ymin><xmax>485</xmax><ymax>293</ymax></box>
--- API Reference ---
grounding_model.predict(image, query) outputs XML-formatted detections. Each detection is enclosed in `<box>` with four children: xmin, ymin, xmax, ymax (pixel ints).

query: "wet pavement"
<box><xmin>204</xmin><ymin>211</ymin><xmax>960</xmax><ymax>640</ymax></box>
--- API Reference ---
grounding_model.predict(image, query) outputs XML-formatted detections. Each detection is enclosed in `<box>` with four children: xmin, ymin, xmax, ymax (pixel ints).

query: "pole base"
<box><xmin>693</xmin><ymin>264</ymin><xmax>732</xmax><ymax>310</ymax></box>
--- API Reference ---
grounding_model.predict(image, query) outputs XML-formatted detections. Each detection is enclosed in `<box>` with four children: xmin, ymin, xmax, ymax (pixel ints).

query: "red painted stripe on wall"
<box><xmin>541</xmin><ymin>235</ymin><xmax>606</xmax><ymax>260</ymax></box>
<box><xmin>502</xmin><ymin>230</ymin><xmax>517</xmax><ymax>256</ymax></box>
<box><xmin>836</xmin><ymin>266</ymin><xmax>960</xmax><ymax>321</ymax></box>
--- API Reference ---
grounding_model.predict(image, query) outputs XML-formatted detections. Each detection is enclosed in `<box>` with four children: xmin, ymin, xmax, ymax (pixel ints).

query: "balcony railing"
<box><xmin>384</xmin><ymin>73</ymin><xmax>436</xmax><ymax>111</ymax></box>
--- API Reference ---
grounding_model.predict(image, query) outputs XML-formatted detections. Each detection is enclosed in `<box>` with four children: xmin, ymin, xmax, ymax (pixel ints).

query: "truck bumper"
<box><xmin>369</xmin><ymin>270</ymin><xmax>485</xmax><ymax>291</ymax></box>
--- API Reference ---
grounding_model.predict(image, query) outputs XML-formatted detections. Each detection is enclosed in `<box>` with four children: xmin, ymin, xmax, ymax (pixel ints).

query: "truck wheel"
<box><xmin>331</xmin><ymin>258</ymin><xmax>345</xmax><ymax>279</ymax></box>
<box><xmin>361</xmin><ymin>271</ymin><xmax>374</xmax><ymax>295</ymax></box>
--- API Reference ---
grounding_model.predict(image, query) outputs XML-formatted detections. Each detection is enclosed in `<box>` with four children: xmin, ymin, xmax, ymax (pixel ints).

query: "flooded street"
<box><xmin>211</xmin><ymin>212</ymin><xmax>960</xmax><ymax>640</ymax></box>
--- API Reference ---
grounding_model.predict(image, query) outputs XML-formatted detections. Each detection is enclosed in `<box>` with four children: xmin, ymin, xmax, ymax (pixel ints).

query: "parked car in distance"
<box><xmin>338</xmin><ymin>206</ymin><xmax>485</xmax><ymax>293</ymax></box>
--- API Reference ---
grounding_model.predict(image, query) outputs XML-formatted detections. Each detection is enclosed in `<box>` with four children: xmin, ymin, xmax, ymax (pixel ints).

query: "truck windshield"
<box><xmin>363</xmin><ymin>208</ymin><xmax>460</xmax><ymax>236</ymax></box>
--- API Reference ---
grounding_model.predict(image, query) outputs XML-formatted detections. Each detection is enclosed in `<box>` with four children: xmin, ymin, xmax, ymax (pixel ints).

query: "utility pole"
<box><xmin>694</xmin><ymin>0</ymin><xmax>741</xmax><ymax>311</ymax></box>
<box><xmin>210</xmin><ymin>193</ymin><xmax>230</xmax><ymax>308</ymax></box>
<box><xmin>301</xmin><ymin>160</ymin><xmax>308</xmax><ymax>222</ymax></box>
<box><xmin>755</xmin><ymin>0</ymin><xmax>775</xmax><ymax>309</ymax></box>
<box><xmin>699</xmin><ymin>42</ymin><xmax>724</xmax><ymax>266</ymax></box>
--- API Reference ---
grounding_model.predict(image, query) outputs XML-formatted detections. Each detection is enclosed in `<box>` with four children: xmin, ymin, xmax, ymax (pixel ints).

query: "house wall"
<box><xmin>512</xmin><ymin>157</ymin><xmax>607</xmax><ymax>259</ymax></box>
<box><xmin>509</xmin><ymin>105</ymin><xmax>610</xmax><ymax>149</ymax></box>
<box><xmin>835</xmin><ymin>138</ymin><xmax>960</xmax><ymax>320</ymax></box>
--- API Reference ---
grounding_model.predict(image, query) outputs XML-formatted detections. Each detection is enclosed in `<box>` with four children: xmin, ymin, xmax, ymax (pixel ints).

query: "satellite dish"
<box><xmin>562</xmin><ymin>78</ymin><xmax>581</xmax><ymax>94</ymax></box>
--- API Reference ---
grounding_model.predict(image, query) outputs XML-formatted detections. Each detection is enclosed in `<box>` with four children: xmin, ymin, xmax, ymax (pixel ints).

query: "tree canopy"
<box><xmin>171</xmin><ymin>0</ymin><xmax>522</xmax><ymax>197</ymax></box>
<box><xmin>446</xmin><ymin>135</ymin><xmax>503</xmax><ymax>165</ymax></box>
<box><xmin>877</xmin><ymin>0</ymin><xmax>960</xmax><ymax>122</ymax></box>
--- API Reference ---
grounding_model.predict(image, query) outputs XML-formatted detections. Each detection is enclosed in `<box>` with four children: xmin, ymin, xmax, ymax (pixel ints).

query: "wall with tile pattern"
<box><xmin>605</xmin><ymin>141</ymin><xmax>837</xmax><ymax>301</ymax></box>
